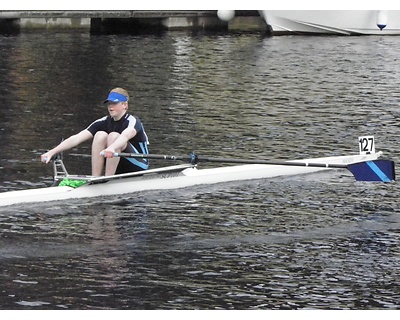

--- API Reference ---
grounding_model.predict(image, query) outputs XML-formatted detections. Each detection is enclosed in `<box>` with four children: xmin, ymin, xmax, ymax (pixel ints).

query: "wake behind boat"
<box><xmin>0</xmin><ymin>136</ymin><xmax>395</xmax><ymax>207</ymax></box>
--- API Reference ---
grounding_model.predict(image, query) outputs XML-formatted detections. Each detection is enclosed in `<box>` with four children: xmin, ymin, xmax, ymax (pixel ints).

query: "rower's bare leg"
<box><xmin>92</xmin><ymin>131</ymin><xmax>108</xmax><ymax>176</ymax></box>
<box><xmin>104</xmin><ymin>132</ymin><xmax>126</xmax><ymax>176</ymax></box>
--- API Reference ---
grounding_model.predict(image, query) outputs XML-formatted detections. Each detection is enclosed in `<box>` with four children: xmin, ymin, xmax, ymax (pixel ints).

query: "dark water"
<box><xmin>0</xmin><ymin>31</ymin><xmax>399</xmax><ymax>309</ymax></box>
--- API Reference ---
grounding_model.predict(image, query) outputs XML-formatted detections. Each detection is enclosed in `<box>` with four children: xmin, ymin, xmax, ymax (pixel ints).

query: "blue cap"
<box><xmin>104</xmin><ymin>92</ymin><xmax>128</xmax><ymax>103</ymax></box>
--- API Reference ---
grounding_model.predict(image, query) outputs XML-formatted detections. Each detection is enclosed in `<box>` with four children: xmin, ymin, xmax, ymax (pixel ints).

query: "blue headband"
<box><xmin>104</xmin><ymin>92</ymin><xmax>128</xmax><ymax>103</ymax></box>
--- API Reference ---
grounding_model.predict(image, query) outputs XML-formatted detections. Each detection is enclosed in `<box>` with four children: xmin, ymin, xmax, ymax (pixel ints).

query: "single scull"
<box><xmin>0</xmin><ymin>141</ymin><xmax>395</xmax><ymax>207</ymax></box>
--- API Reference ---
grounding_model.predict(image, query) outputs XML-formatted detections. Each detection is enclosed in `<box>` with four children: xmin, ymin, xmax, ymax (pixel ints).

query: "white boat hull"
<box><xmin>260</xmin><ymin>10</ymin><xmax>400</xmax><ymax>35</ymax></box>
<box><xmin>0</xmin><ymin>152</ymin><xmax>381</xmax><ymax>207</ymax></box>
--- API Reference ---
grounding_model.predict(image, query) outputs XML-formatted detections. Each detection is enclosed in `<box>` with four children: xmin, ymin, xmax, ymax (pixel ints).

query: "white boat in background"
<box><xmin>260</xmin><ymin>10</ymin><xmax>400</xmax><ymax>35</ymax></box>
<box><xmin>218</xmin><ymin>10</ymin><xmax>400</xmax><ymax>35</ymax></box>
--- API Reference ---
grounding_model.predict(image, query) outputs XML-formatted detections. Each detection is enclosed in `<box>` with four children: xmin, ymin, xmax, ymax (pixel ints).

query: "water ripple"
<box><xmin>0</xmin><ymin>33</ymin><xmax>400</xmax><ymax>309</ymax></box>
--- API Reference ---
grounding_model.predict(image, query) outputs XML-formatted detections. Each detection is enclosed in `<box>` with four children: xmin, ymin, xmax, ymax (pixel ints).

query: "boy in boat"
<box><xmin>40</xmin><ymin>87</ymin><xmax>149</xmax><ymax>176</ymax></box>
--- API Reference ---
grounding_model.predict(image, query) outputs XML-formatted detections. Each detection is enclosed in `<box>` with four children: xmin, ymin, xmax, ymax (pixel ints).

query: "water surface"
<box><xmin>0</xmin><ymin>32</ymin><xmax>399</xmax><ymax>309</ymax></box>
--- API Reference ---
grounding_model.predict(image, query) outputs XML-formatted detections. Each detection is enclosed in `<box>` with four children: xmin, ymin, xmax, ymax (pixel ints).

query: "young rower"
<box><xmin>40</xmin><ymin>87</ymin><xmax>149</xmax><ymax>176</ymax></box>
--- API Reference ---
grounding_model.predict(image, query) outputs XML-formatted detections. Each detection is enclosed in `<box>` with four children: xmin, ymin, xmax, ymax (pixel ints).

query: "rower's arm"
<box><xmin>107</xmin><ymin>127</ymin><xmax>137</xmax><ymax>153</ymax></box>
<box><xmin>41</xmin><ymin>130</ymin><xmax>93</xmax><ymax>163</ymax></box>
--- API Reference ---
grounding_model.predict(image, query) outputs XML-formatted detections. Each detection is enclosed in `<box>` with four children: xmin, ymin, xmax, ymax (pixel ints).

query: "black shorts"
<box><xmin>115</xmin><ymin>143</ymin><xmax>149</xmax><ymax>174</ymax></box>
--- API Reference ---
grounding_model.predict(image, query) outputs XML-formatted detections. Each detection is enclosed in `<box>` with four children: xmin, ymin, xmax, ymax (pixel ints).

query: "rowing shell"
<box><xmin>0</xmin><ymin>152</ymin><xmax>385</xmax><ymax>207</ymax></box>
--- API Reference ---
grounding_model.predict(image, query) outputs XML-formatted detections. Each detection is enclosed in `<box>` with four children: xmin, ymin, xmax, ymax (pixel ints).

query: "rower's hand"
<box><xmin>100</xmin><ymin>149</ymin><xmax>115</xmax><ymax>158</ymax></box>
<box><xmin>40</xmin><ymin>152</ymin><xmax>52</xmax><ymax>164</ymax></box>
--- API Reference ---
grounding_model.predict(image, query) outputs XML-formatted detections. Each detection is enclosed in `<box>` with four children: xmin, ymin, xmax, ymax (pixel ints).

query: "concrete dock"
<box><xmin>0</xmin><ymin>10</ymin><xmax>267</xmax><ymax>34</ymax></box>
